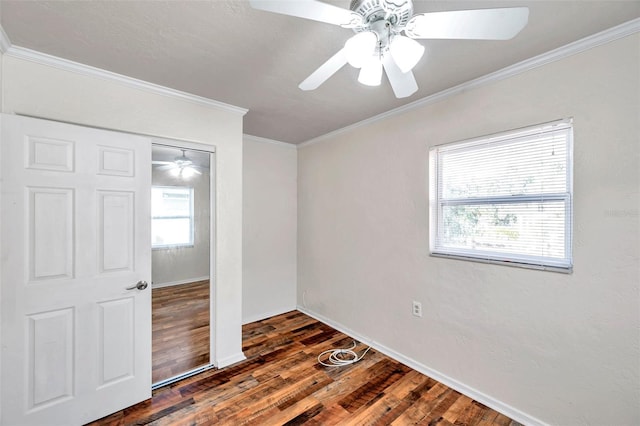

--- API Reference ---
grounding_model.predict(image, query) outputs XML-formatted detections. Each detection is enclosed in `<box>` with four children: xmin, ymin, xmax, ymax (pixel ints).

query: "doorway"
<box><xmin>151</xmin><ymin>143</ymin><xmax>214</xmax><ymax>385</ymax></box>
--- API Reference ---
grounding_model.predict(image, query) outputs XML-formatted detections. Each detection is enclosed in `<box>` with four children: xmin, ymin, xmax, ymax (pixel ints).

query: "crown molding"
<box><xmin>0</xmin><ymin>24</ymin><xmax>11</xmax><ymax>53</ymax></box>
<box><xmin>243</xmin><ymin>134</ymin><xmax>297</xmax><ymax>149</ymax></box>
<box><xmin>299</xmin><ymin>17</ymin><xmax>640</xmax><ymax>148</ymax></box>
<box><xmin>4</xmin><ymin>45</ymin><xmax>248</xmax><ymax>116</ymax></box>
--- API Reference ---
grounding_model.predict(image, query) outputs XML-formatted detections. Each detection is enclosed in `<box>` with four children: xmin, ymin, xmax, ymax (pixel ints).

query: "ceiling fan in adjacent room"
<box><xmin>152</xmin><ymin>149</ymin><xmax>202</xmax><ymax>178</ymax></box>
<box><xmin>249</xmin><ymin>0</ymin><xmax>529</xmax><ymax>98</ymax></box>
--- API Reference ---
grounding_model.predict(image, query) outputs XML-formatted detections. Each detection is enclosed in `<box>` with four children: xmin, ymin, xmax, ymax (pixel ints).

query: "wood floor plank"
<box><xmin>391</xmin><ymin>382</ymin><xmax>450</xmax><ymax>425</ymax></box>
<box><xmin>417</xmin><ymin>388</ymin><xmax>461</xmax><ymax>426</ymax></box>
<box><xmin>213</xmin><ymin>375</ymin><xmax>290</xmax><ymax>418</ymax></box>
<box><xmin>345</xmin><ymin>372</ymin><xmax>451</xmax><ymax>426</ymax></box>
<box><xmin>493</xmin><ymin>413</ymin><xmax>516</xmax><ymax>426</ymax></box>
<box><xmin>152</xmin><ymin>280</ymin><xmax>210</xmax><ymax>383</ymax></box>
<box><xmin>455</xmin><ymin>401</ymin><xmax>489</xmax><ymax>426</ymax></box>
<box><xmin>301</xmin><ymin>404</ymin><xmax>351</xmax><ymax>425</ymax></box>
<box><xmin>338</xmin><ymin>359</ymin><xmax>411</xmax><ymax>413</ymax></box>
<box><xmin>281</xmin><ymin>400</ymin><xmax>325</xmax><ymax>426</ymax></box>
<box><xmin>476</xmin><ymin>409</ymin><xmax>501</xmax><ymax>426</ymax></box>
<box><xmin>442</xmin><ymin>394</ymin><xmax>475</xmax><ymax>423</ymax></box>
<box><xmin>88</xmin><ymin>310</ymin><xmax>514</xmax><ymax>426</ymax></box>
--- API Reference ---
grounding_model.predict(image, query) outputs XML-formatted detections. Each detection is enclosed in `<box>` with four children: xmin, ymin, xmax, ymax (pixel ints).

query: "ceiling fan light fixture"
<box><xmin>390</xmin><ymin>35</ymin><xmax>425</xmax><ymax>73</ymax></box>
<box><xmin>170</xmin><ymin>165</ymin><xmax>197</xmax><ymax>179</ymax></box>
<box><xmin>344</xmin><ymin>31</ymin><xmax>378</xmax><ymax>68</ymax></box>
<box><xmin>249</xmin><ymin>0</ymin><xmax>530</xmax><ymax>98</ymax></box>
<box><xmin>358</xmin><ymin>58</ymin><xmax>383</xmax><ymax>86</ymax></box>
<box><xmin>182</xmin><ymin>167</ymin><xmax>196</xmax><ymax>179</ymax></box>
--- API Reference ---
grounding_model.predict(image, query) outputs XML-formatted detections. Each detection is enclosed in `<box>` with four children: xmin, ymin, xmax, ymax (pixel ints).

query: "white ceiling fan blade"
<box><xmin>249</xmin><ymin>0</ymin><xmax>363</xmax><ymax>28</ymax></box>
<box><xmin>382</xmin><ymin>54</ymin><xmax>418</xmax><ymax>98</ymax></box>
<box><xmin>152</xmin><ymin>160</ymin><xmax>172</xmax><ymax>165</ymax></box>
<box><xmin>299</xmin><ymin>48</ymin><xmax>348</xmax><ymax>91</ymax></box>
<box><xmin>405</xmin><ymin>7</ymin><xmax>529</xmax><ymax>40</ymax></box>
<box><xmin>156</xmin><ymin>164</ymin><xmax>176</xmax><ymax>171</ymax></box>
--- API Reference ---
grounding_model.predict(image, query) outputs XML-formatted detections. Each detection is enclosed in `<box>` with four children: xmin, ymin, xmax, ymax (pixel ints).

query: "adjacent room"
<box><xmin>151</xmin><ymin>145</ymin><xmax>213</xmax><ymax>384</ymax></box>
<box><xmin>0</xmin><ymin>1</ymin><xmax>638</xmax><ymax>425</ymax></box>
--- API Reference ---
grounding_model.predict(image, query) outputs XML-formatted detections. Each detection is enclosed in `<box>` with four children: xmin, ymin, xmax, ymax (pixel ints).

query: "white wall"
<box><xmin>297</xmin><ymin>34</ymin><xmax>639</xmax><ymax>426</ymax></box>
<box><xmin>1</xmin><ymin>53</ymin><xmax>246</xmax><ymax>367</ymax></box>
<box><xmin>152</xmin><ymin>166</ymin><xmax>210</xmax><ymax>286</ymax></box>
<box><xmin>242</xmin><ymin>136</ymin><xmax>297</xmax><ymax>323</ymax></box>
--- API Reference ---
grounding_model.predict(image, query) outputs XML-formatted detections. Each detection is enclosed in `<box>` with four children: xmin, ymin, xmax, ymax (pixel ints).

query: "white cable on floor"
<box><xmin>317</xmin><ymin>340</ymin><xmax>372</xmax><ymax>367</ymax></box>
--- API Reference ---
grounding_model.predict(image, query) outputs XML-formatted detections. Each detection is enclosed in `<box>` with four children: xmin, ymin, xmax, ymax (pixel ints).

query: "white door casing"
<box><xmin>0</xmin><ymin>114</ymin><xmax>152</xmax><ymax>425</ymax></box>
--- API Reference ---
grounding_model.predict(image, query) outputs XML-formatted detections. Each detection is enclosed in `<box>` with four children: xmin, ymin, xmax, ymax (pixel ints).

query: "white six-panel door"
<box><xmin>0</xmin><ymin>114</ymin><xmax>152</xmax><ymax>425</ymax></box>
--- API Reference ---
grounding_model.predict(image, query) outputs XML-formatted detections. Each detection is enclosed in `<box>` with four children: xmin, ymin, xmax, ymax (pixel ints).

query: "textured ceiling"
<box><xmin>1</xmin><ymin>0</ymin><xmax>639</xmax><ymax>144</ymax></box>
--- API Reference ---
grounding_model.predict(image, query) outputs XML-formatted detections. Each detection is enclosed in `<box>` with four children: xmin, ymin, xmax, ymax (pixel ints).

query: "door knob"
<box><xmin>126</xmin><ymin>280</ymin><xmax>149</xmax><ymax>291</ymax></box>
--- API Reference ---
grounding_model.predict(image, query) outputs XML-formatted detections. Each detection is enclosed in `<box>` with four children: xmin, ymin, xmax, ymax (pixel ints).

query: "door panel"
<box><xmin>98</xmin><ymin>298</ymin><xmax>135</xmax><ymax>387</ymax></box>
<box><xmin>1</xmin><ymin>114</ymin><xmax>152</xmax><ymax>426</ymax></box>
<box><xmin>27</xmin><ymin>308</ymin><xmax>74</xmax><ymax>411</ymax></box>
<box><xmin>98</xmin><ymin>190</ymin><xmax>135</xmax><ymax>272</ymax></box>
<box><xmin>28</xmin><ymin>187</ymin><xmax>75</xmax><ymax>281</ymax></box>
<box><xmin>25</xmin><ymin>136</ymin><xmax>75</xmax><ymax>172</ymax></box>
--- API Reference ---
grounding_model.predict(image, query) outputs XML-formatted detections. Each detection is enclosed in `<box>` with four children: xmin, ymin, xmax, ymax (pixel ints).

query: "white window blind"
<box><xmin>152</xmin><ymin>186</ymin><xmax>194</xmax><ymax>248</ymax></box>
<box><xmin>429</xmin><ymin>119</ymin><xmax>573</xmax><ymax>271</ymax></box>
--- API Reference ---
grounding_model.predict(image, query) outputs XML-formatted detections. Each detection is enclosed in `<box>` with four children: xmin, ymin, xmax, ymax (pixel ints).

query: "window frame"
<box><xmin>151</xmin><ymin>185</ymin><xmax>195</xmax><ymax>250</ymax></box>
<box><xmin>429</xmin><ymin>119</ymin><xmax>574</xmax><ymax>273</ymax></box>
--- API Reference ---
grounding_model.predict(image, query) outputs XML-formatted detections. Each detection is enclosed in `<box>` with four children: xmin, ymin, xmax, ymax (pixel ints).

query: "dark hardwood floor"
<box><xmin>90</xmin><ymin>310</ymin><xmax>517</xmax><ymax>425</ymax></box>
<box><xmin>152</xmin><ymin>280</ymin><xmax>210</xmax><ymax>383</ymax></box>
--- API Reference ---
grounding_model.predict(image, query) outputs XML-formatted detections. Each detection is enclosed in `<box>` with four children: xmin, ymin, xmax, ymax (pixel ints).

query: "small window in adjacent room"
<box><xmin>152</xmin><ymin>186</ymin><xmax>194</xmax><ymax>249</ymax></box>
<box><xmin>429</xmin><ymin>119</ymin><xmax>573</xmax><ymax>272</ymax></box>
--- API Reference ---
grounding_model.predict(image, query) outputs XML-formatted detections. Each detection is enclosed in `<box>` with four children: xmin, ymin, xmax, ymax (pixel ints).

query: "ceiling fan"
<box><xmin>152</xmin><ymin>149</ymin><xmax>202</xmax><ymax>178</ymax></box>
<box><xmin>249</xmin><ymin>0</ymin><xmax>529</xmax><ymax>98</ymax></box>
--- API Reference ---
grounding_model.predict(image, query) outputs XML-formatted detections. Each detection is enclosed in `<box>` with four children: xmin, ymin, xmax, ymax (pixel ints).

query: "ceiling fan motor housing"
<box><xmin>350</xmin><ymin>0</ymin><xmax>413</xmax><ymax>29</ymax></box>
<box><xmin>174</xmin><ymin>150</ymin><xmax>193</xmax><ymax>167</ymax></box>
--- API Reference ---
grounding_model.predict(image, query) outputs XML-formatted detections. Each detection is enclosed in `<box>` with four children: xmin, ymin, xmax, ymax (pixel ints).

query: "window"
<box><xmin>429</xmin><ymin>119</ymin><xmax>573</xmax><ymax>271</ymax></box>
<box><xmin>152</xmin><ymin>186</ymin><xmax>194</xmax><ymax>248</ymax></box>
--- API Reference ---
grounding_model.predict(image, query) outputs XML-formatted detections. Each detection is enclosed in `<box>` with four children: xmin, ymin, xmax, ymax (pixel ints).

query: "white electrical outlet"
<box><xmin>412</xmin><ymin>300</ymin><xmax>422</xmax><ymax>317</ymax></box>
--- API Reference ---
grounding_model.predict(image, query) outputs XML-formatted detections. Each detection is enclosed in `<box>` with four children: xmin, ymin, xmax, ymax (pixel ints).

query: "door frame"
<box><xmin>151</xmin><ymin>138</ymin><xmax>218</xmax><ymax>380</ymax></box>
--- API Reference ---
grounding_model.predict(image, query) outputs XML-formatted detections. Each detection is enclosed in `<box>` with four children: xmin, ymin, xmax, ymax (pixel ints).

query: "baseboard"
<box><xmin>297</xmin><ymin>305</ymin><xmax>547</xmax><ymax>426</ymax></box>
<box><xmin>215</xmin><ymin>352</ymin><xmax>247</xmax><ymax>369</ymax></box>
<box><xmin>152</xmin><ymin>276</ymin><xmax>209</xmax><ymax>289</ymax></box>
<box><xmin>242</xmin><ymin>306</ymin><xmax>297</xmax><ymax>325</ymax></box>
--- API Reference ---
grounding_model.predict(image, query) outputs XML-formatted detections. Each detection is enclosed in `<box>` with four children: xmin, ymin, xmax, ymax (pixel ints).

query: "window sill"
<box><xmin>429</xmin><ymin>252</ymin><xmax>573</xmax><ymax>274</ymax></box>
